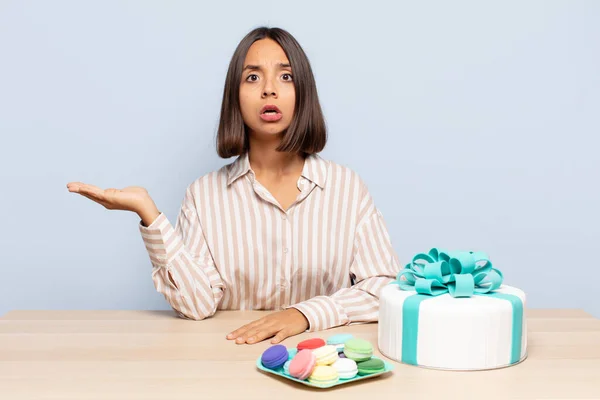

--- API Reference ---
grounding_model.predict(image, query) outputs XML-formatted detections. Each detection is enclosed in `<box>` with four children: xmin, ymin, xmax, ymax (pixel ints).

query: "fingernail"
<box><xmin>248</xmin><ymin>337</ymin><xmax>255</xmax><ymax>343</ymax></box>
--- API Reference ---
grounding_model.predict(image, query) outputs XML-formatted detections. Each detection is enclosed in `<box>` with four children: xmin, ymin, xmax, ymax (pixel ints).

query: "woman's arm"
<box><xmin>286</xmin><ymin>178</ymin><xmax>400</xmax><ymax>331</ymax></box>
<box><xmin>139</xmin><ymin>185</ymin><xmax>226</xmax><ymax>320</ymax></box>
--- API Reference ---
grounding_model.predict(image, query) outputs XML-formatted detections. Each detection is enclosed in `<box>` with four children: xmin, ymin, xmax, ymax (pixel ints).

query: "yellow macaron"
<box><xmin>308</xmin><ymin>365</ymin><xmax>339</xmax><ymax>386</ymax></box>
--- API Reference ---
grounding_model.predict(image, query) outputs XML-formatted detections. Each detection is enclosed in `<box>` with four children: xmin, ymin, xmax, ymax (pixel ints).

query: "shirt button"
<box><xmin>283</xmin><ymin>248</ymin><xmax>288</xmax><ymax>253</ymax></box>
<box><xmin>282</xmin><ymin>215</ymin><xmax>287</xmax><ymax>220</ymax></box>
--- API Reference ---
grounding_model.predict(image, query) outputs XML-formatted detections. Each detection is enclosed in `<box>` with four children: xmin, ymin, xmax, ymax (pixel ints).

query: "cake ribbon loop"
<box><xmin>394</xmin><ymin>248</ymin><xmax>504</xmax><ymax>297</ymax></box>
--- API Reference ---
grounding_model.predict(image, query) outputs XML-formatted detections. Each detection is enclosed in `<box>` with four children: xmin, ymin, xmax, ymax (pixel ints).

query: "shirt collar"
<box><xmin>226</xmin><ymin>151</ymin><xmax>252</xmax><ymax>186</ymax></box>
<box><xmin>227</xmin><ymin>151</ymin><xmax>328</xmax><ymax>189</ymax></box>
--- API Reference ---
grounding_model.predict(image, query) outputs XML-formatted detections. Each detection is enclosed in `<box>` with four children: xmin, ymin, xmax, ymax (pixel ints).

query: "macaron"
<box><xmin>332</xmin><ymin>357</ymin><xmax>358</xmax><ymax>379</ymax></box>
<box><xmin>312</xmin><ymin>344</ymin><xmax>339</xmax><ymax>366</ymax></box>
<box><xmin>283</xmin><ymin>360</ymin><xmax>291</xmax><ymax>376</ymax></box>
<box><xmin>338</xmin><ymin>352</ymin><xmax>347</xmax><ymax>358</ymax></box>
<box><xmin>308</xmin><ymin>365</ymin><xmax>339</xmax><ymax>386</ymax></box>
<box><xmin>297</xmin><ymin>338</ymin><xmax>326</xmax><ymax>351</ymax></box>
<box><xmin>343</xmin><ymin>338</ymin><xmax>373</xmax><ymax>362</ymax></box>
<box><xmin>287</xmin><ymin>347</ymin><xmax>298</xmax><ymax>360</ymax></box>
<box><xmin>326</xmin><ymin>333</ymin><xmax>354</xmax><ymax>352</ymax></box>
<box><xmin>261</xmin><ymin>344</ymin><xmax>289</xmax><ymax>369</ymax></box>
<box><xmin>289</xmin><ymin>349</ymin><xmax>317</xmax><ymax>380</ymax></box>
<box><xmin>357</xmin><ymin>358</ymin><xmax>385</xmax><ymax>375</ymax></box>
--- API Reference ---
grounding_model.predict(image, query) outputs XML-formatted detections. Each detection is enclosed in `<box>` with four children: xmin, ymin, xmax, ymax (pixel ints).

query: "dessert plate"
<box><xmin>256</xmin><ymin>351</ymin><xmax>394</xmax><ymax>388</ymax></box>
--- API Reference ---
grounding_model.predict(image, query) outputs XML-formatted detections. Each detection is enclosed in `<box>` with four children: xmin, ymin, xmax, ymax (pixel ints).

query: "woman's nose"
<box><xmin>262</xmin><ymin>78</ymin><xmax>277</xmax><ymax>97</ymax></box>
<box><xmin>262</xmin><ymin>88</ymin><xmax>277</xmax><ymax>97</ymax></box>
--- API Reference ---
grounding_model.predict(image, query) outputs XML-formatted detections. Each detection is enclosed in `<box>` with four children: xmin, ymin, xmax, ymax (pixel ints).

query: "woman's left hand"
<box><xmin>226</xmin><ymin>308</ymin><xmax>309</xmax><ymax>345</ymax></box>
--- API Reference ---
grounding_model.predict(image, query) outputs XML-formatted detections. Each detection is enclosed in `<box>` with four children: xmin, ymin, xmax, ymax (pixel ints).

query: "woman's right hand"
<box><xmin>66</xmin><ymin>182</ymin><xmax>154</xmax><ymax>214</ymax></box>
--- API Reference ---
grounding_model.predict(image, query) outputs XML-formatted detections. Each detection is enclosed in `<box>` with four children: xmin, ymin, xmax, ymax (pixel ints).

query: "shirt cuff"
<box><xmin>138</xmin><ymin>212</ymin><xmax>183</xmax><ymax>268</ymax></box>
<box><xmin>139</xmin><ymin>211</ymin><xmax>164</xmax><ymax>230</ymax></box>
<box><xmin>286</xmin><ymin>296</ymin><xmax>349</xmax><ymax>332</ymax></box>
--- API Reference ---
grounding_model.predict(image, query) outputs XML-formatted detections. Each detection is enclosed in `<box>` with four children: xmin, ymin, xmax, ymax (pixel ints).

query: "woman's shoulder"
<box><xmin>183</xmin><ymin>162</ymin><xmax>234</xmax><ymax>202</ymax></box>
<box><xmin>317</xmin><ymin>154</ymin><xmax>367</xmax><ymax>189</ymax></box>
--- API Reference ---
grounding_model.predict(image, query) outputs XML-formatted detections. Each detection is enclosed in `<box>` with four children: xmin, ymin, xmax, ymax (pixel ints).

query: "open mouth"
<box><xmin>260</xmin><ymin>104</ymin><xmax>282</xmax><ymax>115</ymax></box>
<box><xmin>259</xmin><ymin>104</ymin><xmax>283</xmax><ymax>121</ymax></box>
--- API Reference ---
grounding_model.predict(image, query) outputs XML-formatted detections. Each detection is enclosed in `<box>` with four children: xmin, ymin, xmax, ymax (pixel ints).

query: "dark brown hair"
<box><xmin>216</xmin><ymin>27</ymin><xmax>327</xmax><ymax>158</ymax></box>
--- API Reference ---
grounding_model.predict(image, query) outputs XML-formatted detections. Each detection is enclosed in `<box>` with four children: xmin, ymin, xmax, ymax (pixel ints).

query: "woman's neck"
<box><xmin>247</xmin><ymin>139</ymin><xmax>305</xmax><ymax>179</ymax></box>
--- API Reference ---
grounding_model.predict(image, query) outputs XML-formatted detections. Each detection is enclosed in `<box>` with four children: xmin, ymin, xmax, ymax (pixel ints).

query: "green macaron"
<box><xmin>357</xmin><ymin>358</ymin><xmax>385</xmax><ymax>375</ymax></box>
<box><xmin>342</xmin><ymin>338</ymin><xmax>373</xmax><ymax>362</ymax></box>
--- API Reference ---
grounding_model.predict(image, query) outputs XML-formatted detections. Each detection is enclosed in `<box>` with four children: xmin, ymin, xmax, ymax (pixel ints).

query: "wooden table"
<box><xmin>1</xmin><ymin>309</ymin><xmax>599</xmax><ymax>399</ymax></box>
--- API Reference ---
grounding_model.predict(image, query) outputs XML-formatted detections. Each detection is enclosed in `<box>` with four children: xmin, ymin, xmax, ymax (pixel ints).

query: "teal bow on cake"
<box><xmin>393</xmin><ymin>247</ymin><xmax>504</xmax><ymax>297</ymax></box>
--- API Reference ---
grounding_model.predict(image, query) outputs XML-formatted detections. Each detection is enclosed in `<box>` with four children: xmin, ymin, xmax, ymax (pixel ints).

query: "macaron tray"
<box><xmin>256</xmin><ymin>334</ymin><xmax>394</xmax><ymax>388</ymax></box>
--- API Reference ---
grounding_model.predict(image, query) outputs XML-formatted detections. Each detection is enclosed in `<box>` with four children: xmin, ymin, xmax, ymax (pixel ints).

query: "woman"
<box><xmin>67</xmin><ymin>26</ymin><xmax>401</xmax><ymax>345</ymax></box>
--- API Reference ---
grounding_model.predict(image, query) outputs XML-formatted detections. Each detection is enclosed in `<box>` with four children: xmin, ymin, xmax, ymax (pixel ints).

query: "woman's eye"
<box><xmin>245</xmin><ymin>73</ymin><xmax>293</xmax><ymax>82</ymax></box>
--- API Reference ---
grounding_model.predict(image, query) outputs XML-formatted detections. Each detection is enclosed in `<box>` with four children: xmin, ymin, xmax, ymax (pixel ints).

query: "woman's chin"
<box><xmin>250</xmin><ymin>125</ymin><xmax>289</xmax><ymax>138</ymax></box>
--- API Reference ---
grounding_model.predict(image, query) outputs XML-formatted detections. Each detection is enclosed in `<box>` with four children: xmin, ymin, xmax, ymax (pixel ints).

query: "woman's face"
<box><xmin>239</xmin><ymin>38</ymin><xmax>295</xmax><ymax>140</ymax></box>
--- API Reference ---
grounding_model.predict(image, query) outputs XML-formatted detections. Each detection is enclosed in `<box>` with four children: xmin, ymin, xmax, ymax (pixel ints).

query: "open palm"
<box><xmin>66</xmin><ymin>182</ymin><xmax>150</xmax><ymax>213</ymax></box>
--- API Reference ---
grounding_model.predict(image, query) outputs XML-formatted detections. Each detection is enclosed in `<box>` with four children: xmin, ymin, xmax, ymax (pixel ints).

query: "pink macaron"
<box><xmin>289</xmin><ymin>349</ymin><xmax>317</xmax><ymax>380</ymax></box>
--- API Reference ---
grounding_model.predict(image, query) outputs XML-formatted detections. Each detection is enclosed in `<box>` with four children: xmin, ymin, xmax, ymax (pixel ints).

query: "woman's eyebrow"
<box><xmin>243</xmin><ymin>63</ymin><xmax>291</xmax><ymax>71</ymax></box>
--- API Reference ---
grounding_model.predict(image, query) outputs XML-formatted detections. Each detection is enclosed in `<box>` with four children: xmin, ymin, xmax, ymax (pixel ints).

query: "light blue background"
<box><xmin>1</xmin><ymin>1</ymin><xmax>598</xmax><ymax>318</ymax></box>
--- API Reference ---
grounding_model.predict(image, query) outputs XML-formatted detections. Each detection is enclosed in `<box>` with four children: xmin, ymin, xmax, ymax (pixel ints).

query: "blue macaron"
<box><xmin>283</xmin><ymin>360</ymin><xmax>291</xmax><ymax>375</ymax></box>
<box><xmin>261</xmin><ymin>344</ymin><xmax>289</xmax><ymax>369</ymax></box>
<box><xmin>327</xmin><ymin>334</ymin><xmax>354</xmax><ymax>352</ymax></box>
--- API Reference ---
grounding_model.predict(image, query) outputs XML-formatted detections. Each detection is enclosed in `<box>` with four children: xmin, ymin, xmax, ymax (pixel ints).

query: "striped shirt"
<box><xmin>138</xmin><ymin>151</ymin><xmax>401</xmax><ymax>332</ymax></box>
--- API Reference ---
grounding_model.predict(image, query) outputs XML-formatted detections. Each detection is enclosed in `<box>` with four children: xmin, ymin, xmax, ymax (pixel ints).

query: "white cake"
<box><xmin>378</xmin><ymin>283</ymin><xmax>527</xmax><ymax>370</ymax></box>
